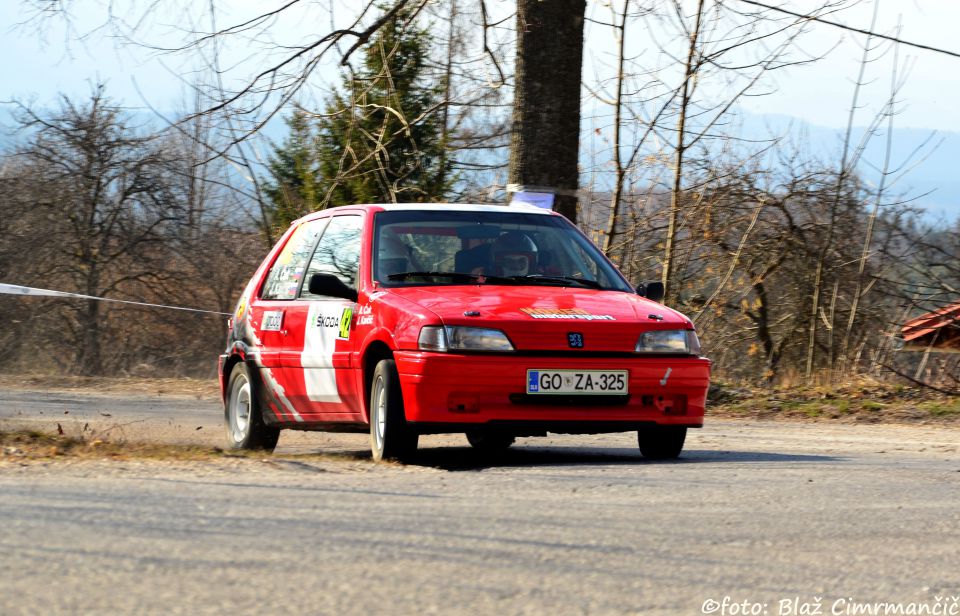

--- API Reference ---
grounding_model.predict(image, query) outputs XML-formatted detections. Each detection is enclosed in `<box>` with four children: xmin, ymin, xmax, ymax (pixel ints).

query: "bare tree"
<box><xmin>10</xmin><ymin>87</ymin><xmax>184</xmax><ymax>374</ymax></box>
<box><xmin>583</xmin><ymin>0</ymin><xmax>854</xmax><ymax>302</ymax></box>
<box><xmin>805</xmin><ymin>0</ymin><xmax>880</xmax><ymax>380</ymax></box>
<box><xmin>838</xmin><ymin>23</ymin><xmax>903</xmax><ymax>375</ymax></box>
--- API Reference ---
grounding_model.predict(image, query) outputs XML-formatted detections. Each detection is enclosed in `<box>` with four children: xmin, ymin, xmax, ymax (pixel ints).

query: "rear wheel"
<box><xmin>466</xmin><ymin>431</ymin><xmax>515</xmax><ymax>453</ymax></box>
<box><xmin>369</xmin><ymin>359</ymin><xmax>418</xmax><ymax>463</ymax></box>
<box><xmin>225</xmin><ymin>362</ymin><xmax>280</xmax><ymax>452</ymax></box>
<box><xmin>637</xmin><ymin>426</ymin><xmax>686</xmax><ymax>459</ymax></box>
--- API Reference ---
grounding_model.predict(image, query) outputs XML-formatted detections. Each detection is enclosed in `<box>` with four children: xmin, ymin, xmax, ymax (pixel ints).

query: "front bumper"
<box><xmin>394</xmin><ymin>351</ymin><xmax>710</xmax><ymax>427</ymax></box>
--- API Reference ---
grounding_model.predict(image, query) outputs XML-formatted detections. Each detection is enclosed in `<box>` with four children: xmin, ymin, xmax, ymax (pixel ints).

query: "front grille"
<box><xmin>510</xmin><ymin>350</ymin><xmax>637</xmax><ymax>358</ymax></box>
<box><xmin>508</xmin><ymin>393</ymin><xmax>631</xmax><ymax>406</ymax></box>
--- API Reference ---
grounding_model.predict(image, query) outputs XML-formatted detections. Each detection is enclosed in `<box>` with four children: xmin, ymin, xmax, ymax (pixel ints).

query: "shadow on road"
<box><xmin>399</xmin><ymin>445</ymin><xmax>841</xmax><ymax>471</ymax></box>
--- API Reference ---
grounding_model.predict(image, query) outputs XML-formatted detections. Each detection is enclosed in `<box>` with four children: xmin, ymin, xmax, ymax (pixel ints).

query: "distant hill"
<box><xmin>0</xmin><ymin>102</ymin><xmax>285</xmax><ymax>162</ymax></box>
<box><xmin>3</xmin><ymin>102</ymin><xmax>957</xmax><ymax>221</ymax></box>
<box><xmin>740</xmin><ymin>112</ymin><xmax>960</xmax><ymax>221</ymax></box>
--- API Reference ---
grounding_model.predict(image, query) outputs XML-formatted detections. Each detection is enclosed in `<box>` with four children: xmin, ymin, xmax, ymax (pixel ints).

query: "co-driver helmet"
<box><xmin>492</xmin><ymin>231</ymin><xmax>538</xmax><ymax>276</ymax></box>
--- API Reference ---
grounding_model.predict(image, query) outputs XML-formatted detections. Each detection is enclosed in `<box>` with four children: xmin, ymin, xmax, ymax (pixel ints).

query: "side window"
<box><xmin>301</xmin><ymin>215</ymin><xmax>363</xmax><ymax>299</ymax></box>
<box><xmin>260</xmin><ymin>219</ymin><xmax>328</xmax><ymax>300</ymax></box>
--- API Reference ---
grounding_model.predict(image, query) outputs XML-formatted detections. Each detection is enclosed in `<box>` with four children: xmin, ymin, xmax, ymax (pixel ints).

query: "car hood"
<box><xmin>384</xmin><ymin>285</ymin><xmax>693</xmax><ymax>352</ymax></box>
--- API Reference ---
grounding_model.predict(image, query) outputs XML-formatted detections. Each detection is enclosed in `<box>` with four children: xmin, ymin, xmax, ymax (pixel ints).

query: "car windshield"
<box><xmin>373</xmin><ymin>209</ymin><xmax>633</xmax><ymax>292</ymax></box>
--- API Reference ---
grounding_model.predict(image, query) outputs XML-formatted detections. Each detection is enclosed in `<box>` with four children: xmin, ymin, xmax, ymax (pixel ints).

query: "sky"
<box><xmin>2</xmin><ymin>0</ymin><xmax>960</xmax><ymax>220</ymax></box>
<box><xmin>1</xmin><ymin>1</ymin><xmax>338</xmax><ymax>114</ymax></box>
<box><xmin>729</xmin><ymin>1</ymin><xmax>960</xmax><ymax>131</ymax></box>
<box><xmin>3</xmin><ymin>1</ymin><xmax>960</xmax><ymax>129</ymax></box>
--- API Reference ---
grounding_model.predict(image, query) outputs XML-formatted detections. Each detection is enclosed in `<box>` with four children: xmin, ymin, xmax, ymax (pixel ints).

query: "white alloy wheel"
<box><xmin>369</xmin><ymin>359</ymin><xmax>417</xmax><ymax>462</ymax></box>
<box><xmin>229</xmin><ymin>372</ymin><xmax>252</xmax><ymax>445</ymax></box>
<box><xmin>223</xmin><ymin>363</ymin><xmax>280</xmax><ymax>452</ymax></box>
<box><xmin>372</xmin><ymin>373</ymin><xmax>386</xmax><ymax>452</ymax></box>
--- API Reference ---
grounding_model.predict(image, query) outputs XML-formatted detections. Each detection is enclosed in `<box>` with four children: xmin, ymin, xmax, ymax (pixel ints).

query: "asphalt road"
<box><xmin>1</xmin><ymin>388</ymin><xmax>958</xmax><ymax>615</ymax></box>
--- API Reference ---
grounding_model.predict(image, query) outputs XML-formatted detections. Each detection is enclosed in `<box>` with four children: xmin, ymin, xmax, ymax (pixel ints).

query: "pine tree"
<box><xmin>263</xmin><ymin>110</ymin><xmax>320</xmax><ymax>230</ymax></box>
<box><xmin>317</xmin><ymin>7</ymin><xmax>451</xmax><ymax>206</ymax></box>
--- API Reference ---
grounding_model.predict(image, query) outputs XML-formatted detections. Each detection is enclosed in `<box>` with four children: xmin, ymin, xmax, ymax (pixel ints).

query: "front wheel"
<box><xmin>369</xmin><ymin>359</ymin><xmax>418</xmax><ymax>463</ymax></box>
<box><xmin>637</xmin><ymin>426</ymin><xmax>687</xmax><ymax>459</ymax></box>
<box><xmin>225</xmin><ymin>362</ymin><xmax>280</xmax><ymax>452</ymax></box>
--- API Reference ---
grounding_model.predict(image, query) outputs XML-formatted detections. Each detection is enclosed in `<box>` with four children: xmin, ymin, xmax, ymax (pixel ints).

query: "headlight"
<box><xmin>635</xmin><ymin>329</ymin><xmax>700</xmax><ymax>354</ymax></box>
<box><xmin>418</xmin><ymin>326</ymin><xmax>515</xmax><ymax>352</ymax></box>
<box><xmin>418</xmin><ymin>326</ymin><xmax>448</xmax><ymax>352</ymax></box>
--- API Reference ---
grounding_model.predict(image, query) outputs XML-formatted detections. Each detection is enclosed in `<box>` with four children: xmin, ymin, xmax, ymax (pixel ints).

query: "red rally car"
<box><xmin>218</xmin><ymin>203</ymin><xmax>711</xmax><ymax>462</ymax></box>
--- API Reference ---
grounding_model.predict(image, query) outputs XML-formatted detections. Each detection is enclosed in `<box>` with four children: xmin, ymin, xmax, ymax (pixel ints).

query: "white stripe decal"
<box><xmin>660</xmin><ymin>367</ymin><xmax>672</xmax><ymax>386</ymax></box>
<box><xmin>302</xmin><ymin>303</ymin><xmax>347</xmax><ymax>404</ymax></box>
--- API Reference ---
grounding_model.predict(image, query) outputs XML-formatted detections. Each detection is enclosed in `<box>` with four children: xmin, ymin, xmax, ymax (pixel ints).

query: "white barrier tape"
<box><xmin>0</xmin><ymin>283</ymin><xmax>232</xmax><ymax>317</ymax></box>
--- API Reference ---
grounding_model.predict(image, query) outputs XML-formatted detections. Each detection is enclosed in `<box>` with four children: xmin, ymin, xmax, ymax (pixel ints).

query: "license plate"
<box><xmin>526</xmin><ymin>370</ymin><xmax>628</xmax><ymax>395</ymax></box>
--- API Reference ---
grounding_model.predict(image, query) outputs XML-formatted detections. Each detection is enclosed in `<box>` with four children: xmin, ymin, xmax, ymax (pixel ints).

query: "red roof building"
<box><xmin>902</xmin><ymin>301</ymin><xmax>960</xmax><ymax>352</ymax></box>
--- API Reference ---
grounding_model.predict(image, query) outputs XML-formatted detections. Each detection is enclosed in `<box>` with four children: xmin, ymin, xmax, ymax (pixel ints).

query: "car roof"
<box><xmin>294</xmin><ymin>202</ymin><xmax>557</xmax><ymax>224</ymax></box>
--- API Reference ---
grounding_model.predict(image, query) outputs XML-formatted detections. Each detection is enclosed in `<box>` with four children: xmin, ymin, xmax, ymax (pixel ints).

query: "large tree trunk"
<box><xmin>509</xmin><ymin>0</ymin><xmax>586</xmax><ymax>223</ymax></box>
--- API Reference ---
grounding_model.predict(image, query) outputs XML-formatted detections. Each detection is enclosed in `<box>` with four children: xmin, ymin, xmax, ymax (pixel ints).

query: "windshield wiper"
<box><xmin>386</xmin><ymin>271</ymin><xmax>516</xmax><ymax>284</ymax></box>
<box><xmin>510</xmin><ymin>274</ymin><xmax>605</xmax><ymax>289</ymax></box>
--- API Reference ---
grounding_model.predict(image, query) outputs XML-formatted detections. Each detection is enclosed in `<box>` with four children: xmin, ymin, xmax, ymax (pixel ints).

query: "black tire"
<box><xmin>369</xmin><ymin>359</ymin><xmax>418</xmax><ymax>462</ymax></box>
<box><xmin>466</xmin><ymin>431</ymin><xmax>515</xmax><ymax>453</ymax></box>
<box><xmin>637</xmin><ymin>426</ymin><xmax>687</xmax><ymax>459</ymax></box>
<box><xmin>224</xmin><ymin>362</ymin><xmax>280</xmax><ymax>452</ymax></box>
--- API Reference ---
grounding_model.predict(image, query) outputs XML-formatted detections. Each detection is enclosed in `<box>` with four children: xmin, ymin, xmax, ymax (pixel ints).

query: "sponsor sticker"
<box><xmin>338</xmin><ymin>307</ymin><xmax>353</xmax><ymax>340</ymax></box>
<box><xmin>311</xmin><ymin>306</ymin><xmax>354</xmax><ymax>339</ymax></box>
<box><xmin>520</xmin><ymin>308</ymin><xmax>615</xmax><ymax>321</ymax></box>
<box><xmin>315</xmin><ymin>313</ymin><xmax>340</xmax><ymax>328</ymax></box>
<box><xmin>262</xmin><ymin>310</ymin><xmax>284</xmax><ymax>331</ymax></box>
<box><xmin>355</xmin><ymin>303</ymin><xmax>373</xmax><ymax>326</ymax></box>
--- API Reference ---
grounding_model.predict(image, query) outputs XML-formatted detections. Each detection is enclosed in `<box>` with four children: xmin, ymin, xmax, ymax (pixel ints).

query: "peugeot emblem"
<box><xmin>568</xmin><ymin>332</ymin><xmax>584</xmax><ymax>348</ymax></box>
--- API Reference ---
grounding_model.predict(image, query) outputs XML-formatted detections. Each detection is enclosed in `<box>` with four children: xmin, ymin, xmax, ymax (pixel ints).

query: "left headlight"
<box><xmin>635</xmin><ymin>329</ymin><xmax>701</xmax><ymax>355</ymax></box>
<box><xmin>418</xmin><ymin>326</ymin><xmax>515</xmax><ymax>352</ymax></box>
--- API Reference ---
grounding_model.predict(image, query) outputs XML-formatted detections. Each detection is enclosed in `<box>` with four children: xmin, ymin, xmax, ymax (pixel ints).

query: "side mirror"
<box><xmin>308</xmin><ymin>273</ymin><xmax>358</xmax><ymax>302</ymax></box>
<box><xmin>637</xmin><ymin>281</ymin><xmax>665</xmax><ymax>303</ymax></box>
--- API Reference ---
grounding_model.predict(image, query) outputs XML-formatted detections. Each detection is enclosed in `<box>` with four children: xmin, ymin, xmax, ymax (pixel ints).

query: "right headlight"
<box><xmin>418</xmin><ymin>326</ymin><xmax>515</xmax><ymax>352</ymax></box>
<box><xmin>635</xmin><ymin>329</ymin><xmax>700</xmax><ymax>355</ymax></box>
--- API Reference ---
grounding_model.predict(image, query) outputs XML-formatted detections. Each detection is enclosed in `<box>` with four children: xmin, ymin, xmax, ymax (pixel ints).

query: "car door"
<box><xmin>249</xmin><ymin>218</ymin><xmax>328</xmax><ymax>422</ymax></box>
<box><xmin>280</xmin><ymin>214</ymin><xmax>364</xmax><ymax>421</ymax></box>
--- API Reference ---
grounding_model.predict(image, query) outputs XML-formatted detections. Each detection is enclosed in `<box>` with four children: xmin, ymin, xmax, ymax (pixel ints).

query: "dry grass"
<box><xmin>0</xmin><ymin>429</ymin><xmax>380</xmax><ymax>468</ymax></box>
<box><xmin>0</xmin><ymin>373</ymin><xmax>219</xmax><ymax>399</ymax></box>
<box><xmin>709</xmin><ymin>377</ymin><xmax>960</xmax><ymax>424</ymax></box>
<box><xmin>1</xmin><ymin>428</ymin><xmax>240</xmax><ymax>462</ymax></box>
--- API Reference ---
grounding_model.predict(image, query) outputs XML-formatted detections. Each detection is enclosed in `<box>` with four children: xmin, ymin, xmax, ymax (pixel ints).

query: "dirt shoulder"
<box><xmin>0</xmin><ymin>373</ymin><xmax>220</xmax><ymax>399</ymax></box>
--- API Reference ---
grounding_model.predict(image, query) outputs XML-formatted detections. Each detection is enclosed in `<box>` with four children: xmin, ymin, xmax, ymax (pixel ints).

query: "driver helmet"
<box><xmin>493</xmin><ymin>231</ymin><xmax>538</xmax><ymax>276</ymax></box>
